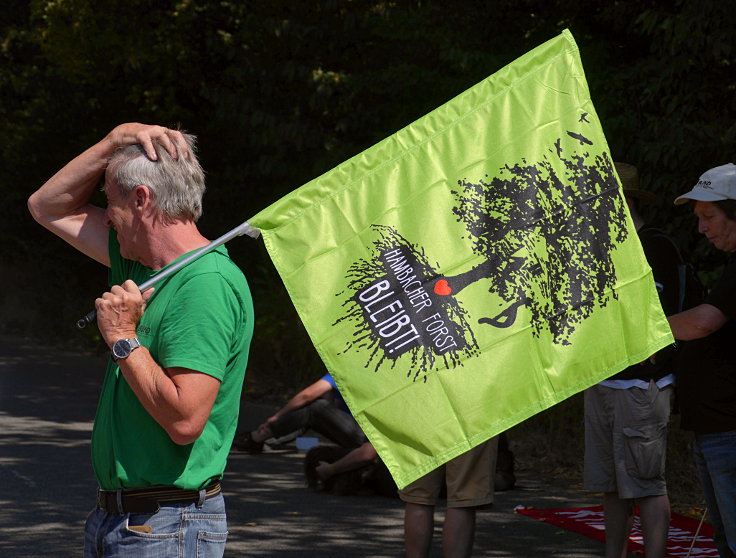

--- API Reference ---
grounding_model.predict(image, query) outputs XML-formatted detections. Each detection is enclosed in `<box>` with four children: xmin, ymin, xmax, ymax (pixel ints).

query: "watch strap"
<box><xmin>112</xmin><ymin>337</ymin><xmax>142</xmax><ymax>361</ymax></box>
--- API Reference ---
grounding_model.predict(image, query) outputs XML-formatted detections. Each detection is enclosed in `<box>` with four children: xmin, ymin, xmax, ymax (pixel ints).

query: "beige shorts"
<box><xmin>584</xmin><ymin>383</ymin><xmax>672</xmax><ymax>500</ymax></box>
<box><xmin>399</xmin><ymin>437</ymin><xmax>498</xmax><ymax>508</ymax></box>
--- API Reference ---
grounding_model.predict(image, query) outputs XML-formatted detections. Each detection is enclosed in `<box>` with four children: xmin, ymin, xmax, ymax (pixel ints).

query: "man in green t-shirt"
<box><xmin>28</xmin><ymin>123</ymin><xmax>253</xmax><ymax>558</ymax></box>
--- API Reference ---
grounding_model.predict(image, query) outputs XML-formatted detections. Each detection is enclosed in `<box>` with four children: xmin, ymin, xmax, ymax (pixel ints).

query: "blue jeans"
<box><xmin>84</xmin><ymin>492</ymin><xmax>227</xmax><ymax>558</ymax></box>
<box><xmin>693</xmin><ymin>431</ymin><xmax>736</xmax><ymax>558</ymax></box>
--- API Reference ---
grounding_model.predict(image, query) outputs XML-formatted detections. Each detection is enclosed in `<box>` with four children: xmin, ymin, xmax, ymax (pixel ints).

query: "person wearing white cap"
<box><xmin>669</xmin><ymin>163</ymin><xmax>736</xmax><ymax>558</ymax></box>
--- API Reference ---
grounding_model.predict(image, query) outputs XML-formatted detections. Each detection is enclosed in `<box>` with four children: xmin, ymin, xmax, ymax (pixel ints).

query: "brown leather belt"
<box><xmin>97</xmin><ymin>480</ymin><xmax>221</xmax><ymax>514</ymax></box>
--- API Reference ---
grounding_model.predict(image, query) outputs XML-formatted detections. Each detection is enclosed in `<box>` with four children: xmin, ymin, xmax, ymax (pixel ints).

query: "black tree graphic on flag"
<box><xmin>337</xmin><ymin>134</ymin><xmax>629</xmax><ymax>380</ymax></box>
<box><xmin>443</xmin><ymin>149</ymin><xmax>628</xmax><ymax>344</ymax></box>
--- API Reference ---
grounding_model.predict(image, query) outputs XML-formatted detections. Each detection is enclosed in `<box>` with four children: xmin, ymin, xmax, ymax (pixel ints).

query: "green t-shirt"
<box><xmin>91</xmin><ymin>231</ymin><xmax>254</xmax><ymax>490</ymax></box>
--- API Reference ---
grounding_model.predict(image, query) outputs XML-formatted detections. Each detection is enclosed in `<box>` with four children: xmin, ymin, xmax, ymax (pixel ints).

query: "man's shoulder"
<box><xmin>176</xmin><ymin>247</ymin><xmax>249</xmax><ymax>291</ymax></box>
<box><xmin>148</xmin><ymin>248</ymin><xmax>252</xmax><ymax>325</ymax></box>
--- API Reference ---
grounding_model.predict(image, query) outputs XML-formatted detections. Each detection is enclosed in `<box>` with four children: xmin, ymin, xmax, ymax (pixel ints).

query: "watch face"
<box><xmin>112</xmin><ymin>339</ymin><xmax>132</xmax><ymax>360</ymax></box>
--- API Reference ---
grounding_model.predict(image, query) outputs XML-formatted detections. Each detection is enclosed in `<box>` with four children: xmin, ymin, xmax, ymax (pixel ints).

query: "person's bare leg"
<box><xmin>638</xmin><ymin>495</ymin><xmax>670</xmax><ymax>558</ymax></box>
<box><xmin>604</xmin><ymin>492</ymin><xmax>634</xmax><ymax>558</ymax></box>
<box><xmin>404</xmin><ymin>502</ymin><xmax>434</xmax><ymax>558</ymax></box>
<box><xmin>442</xmin><ymin>507</ymin><xmax>476</xmax><ymax>558</ymax></box>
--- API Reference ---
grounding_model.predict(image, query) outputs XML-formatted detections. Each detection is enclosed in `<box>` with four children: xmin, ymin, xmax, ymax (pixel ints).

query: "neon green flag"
<box><xmin>248</xmin><ymin>30</ymin><xmax>673</xmax><ymax>488</ymax></box>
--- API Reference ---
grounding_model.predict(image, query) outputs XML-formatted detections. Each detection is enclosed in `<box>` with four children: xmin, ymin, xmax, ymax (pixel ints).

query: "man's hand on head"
<box><xmin>96</xmin><ymin>279</ymin><xmax>154</xmax><ymax>347</ymax></box>
<box><xmin>106</xmin><ymin>123</ymin><xmax>190</xmax><ymax>161</ymax></box>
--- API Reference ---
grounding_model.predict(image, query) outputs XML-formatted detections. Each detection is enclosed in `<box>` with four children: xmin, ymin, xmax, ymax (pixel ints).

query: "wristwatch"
<box><xmin>111</xmin><ymin>337</ymin><xmax>142</xmax><ymax>361</ymax></box>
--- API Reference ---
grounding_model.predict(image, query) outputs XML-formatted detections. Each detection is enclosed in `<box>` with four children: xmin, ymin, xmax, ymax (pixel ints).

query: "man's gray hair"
<box><xmin>108</xmin><ymin>132</ymin><xmax>206</xmax><ymax>223</ymax></box>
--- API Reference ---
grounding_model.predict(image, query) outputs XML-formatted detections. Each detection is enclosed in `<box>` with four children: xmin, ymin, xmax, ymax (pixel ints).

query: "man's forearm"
<box><xmin>28</xmin><ymin>138</ymin><xmax>114</xmax><ymax>222</ymax></box>
<box><xmin>117</xmin><ymin>348</ymin><xmax>219</xmax><ymax>446</ymax></box>
<box><xmin>270</xmin><ymin>392</ymin><xmax>312</xmax><ymax>421</ymax></box>
<box><xmin>668</xmin><ymin>303</ymin><xmax>728</xmax><ymax>341</ymax></box>
<box><xmin>317</xmin><ymin>443</ymin><xmax>377</xmax><ymax>480</ymax></box>
<box><xmin>268</xmin><ymin>380</ymin><xmax>332</xmax><ymax>422</ymax></box>
<box><xmin>96</xmin><ymin>280</ymin><xmax>220</xmax><ymax>446</ymax></box>
<box><xmin>27</xmin><ymin>136</ymin><xmax>115</xmax><ymax>265</ymax></box>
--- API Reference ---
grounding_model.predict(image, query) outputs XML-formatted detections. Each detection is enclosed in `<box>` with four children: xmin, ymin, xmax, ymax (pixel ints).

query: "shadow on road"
<box><xmin>0</xmin><ymin>335</ymin><xmax>606</xmax><ymax>557</ymax></box>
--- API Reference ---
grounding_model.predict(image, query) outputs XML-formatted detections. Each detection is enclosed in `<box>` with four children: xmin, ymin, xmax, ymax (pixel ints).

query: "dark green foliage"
<box><xmin>1</xmin><ymin>1</ymin><xmax>734</xmax><ymax>390</ymax></box>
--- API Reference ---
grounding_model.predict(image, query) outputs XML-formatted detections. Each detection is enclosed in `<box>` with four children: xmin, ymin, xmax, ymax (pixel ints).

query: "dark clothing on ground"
<box><xmin>269</xmin><ymin>397</ymin><xmax>367</xmax><ymax>448</ymax></box>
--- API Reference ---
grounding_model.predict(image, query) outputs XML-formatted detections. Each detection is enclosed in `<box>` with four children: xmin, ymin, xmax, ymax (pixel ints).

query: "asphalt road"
<box><xmin>0</xmin><ymin>335</ymin><xmax>613</xmax><ymax>557</ymax></box>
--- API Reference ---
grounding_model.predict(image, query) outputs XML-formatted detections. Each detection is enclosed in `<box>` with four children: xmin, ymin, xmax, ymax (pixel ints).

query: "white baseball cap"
<box><xmin>675</xmin><ymin>163</ymin><xmax>736</xmax><ymax>205</ymax></box>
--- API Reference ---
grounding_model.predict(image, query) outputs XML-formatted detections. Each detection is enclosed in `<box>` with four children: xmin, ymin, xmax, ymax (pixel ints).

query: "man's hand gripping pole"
<box><xmin>76</xmin><ymin>221</ymin><xmax>261</xmax><ymax>329</ymax></box>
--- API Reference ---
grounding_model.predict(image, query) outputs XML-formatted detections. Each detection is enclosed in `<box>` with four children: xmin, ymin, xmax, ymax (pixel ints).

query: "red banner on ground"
<box><xmin>515</xmin><ymin>505</ymin><xmax>716</xmax><ymax>557</ymax></box>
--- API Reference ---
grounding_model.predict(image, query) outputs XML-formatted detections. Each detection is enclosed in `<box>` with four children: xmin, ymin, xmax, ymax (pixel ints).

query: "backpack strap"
<box><xmin>677</xmin><ymin>264</ymin><xmax>687</xmax><ymax>314</ymax></box>
<box><xmin>638</xmin><ymin>226</ymin><xmax>687</xmax><ymax>313</ymax></box>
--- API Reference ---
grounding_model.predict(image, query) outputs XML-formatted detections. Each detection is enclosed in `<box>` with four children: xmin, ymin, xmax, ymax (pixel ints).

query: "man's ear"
<box><xmin>133</xmin><ymin>185</ymin><xmax>151</xmax><ymax>209</ymax></box>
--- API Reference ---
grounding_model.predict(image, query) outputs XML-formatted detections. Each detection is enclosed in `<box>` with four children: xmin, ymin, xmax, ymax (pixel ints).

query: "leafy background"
<box><xmin>1</xmin><ymin>0</ymin><xmax>733</xmax><ymax>513</ymax></box>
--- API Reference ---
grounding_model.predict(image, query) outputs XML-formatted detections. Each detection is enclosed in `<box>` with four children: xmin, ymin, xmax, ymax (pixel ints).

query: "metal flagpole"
<box><xmin>686</xmin><ymin>507</ymin><xmax>708</xmax><ymax>558</ymax></box>
<box><xmin>76</xmin><ymin>220</ymin><xmax>261</xmax><ymax>329</ymax></box>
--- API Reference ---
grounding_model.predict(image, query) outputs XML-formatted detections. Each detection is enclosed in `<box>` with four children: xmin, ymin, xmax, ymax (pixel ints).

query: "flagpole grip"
<box><xmin>76</xmin><ymin>309</ymin><xmax>98</xmax><ymax>330</ymax></box>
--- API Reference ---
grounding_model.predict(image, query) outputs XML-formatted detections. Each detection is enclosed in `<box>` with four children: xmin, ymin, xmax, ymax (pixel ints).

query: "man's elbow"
<box><xmin>27</xmin><ymin>193</ymin><xmax>44</xmax><ymax>224</ymax></box>
<box><xmin>27</xmin><ymin>192</ymin><xmax>59</xmax><ymax>228</ymax></box>
<box><xmin>694</xmin><ymin>322</ymin><xmax>720</xmax><ymax>338</ymax></box>
<box><xmin>168</xmin><ymin>420</ymin><xmax>206</xmax><ymax>446</ymax></box>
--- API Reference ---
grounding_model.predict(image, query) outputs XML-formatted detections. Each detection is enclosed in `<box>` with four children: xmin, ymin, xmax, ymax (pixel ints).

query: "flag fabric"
<box><xmin>248</xmin><ymin>29</ymin><xmax>673</xmax><ymax>489</ymax></box>
<box><xmin>515</xmin><ymin>506</ymin><xmax>716</xmax><ymax>557</ymax></box>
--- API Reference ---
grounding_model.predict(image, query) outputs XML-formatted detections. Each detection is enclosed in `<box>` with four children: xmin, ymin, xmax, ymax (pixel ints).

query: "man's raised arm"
<box><xmin>27</xmin><ymin>123</ymin><xmax>189</xmax><ymax>266</ymax></box>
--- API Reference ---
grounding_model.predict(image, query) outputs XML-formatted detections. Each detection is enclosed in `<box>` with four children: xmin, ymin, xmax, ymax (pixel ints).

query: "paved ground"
<box><xmin>0</xmin><ymin>335</ymin><xmax>617</xmax><ymax>557</ymax></box>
